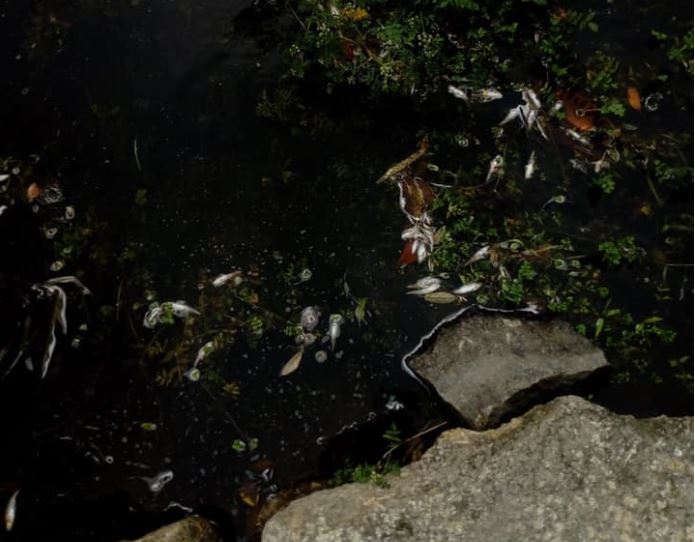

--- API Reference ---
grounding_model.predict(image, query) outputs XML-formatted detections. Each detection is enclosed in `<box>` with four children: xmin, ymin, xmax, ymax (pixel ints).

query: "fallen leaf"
<box><xmin>423</xmin><ymin>291</ymin><xmax>459</xmax><ymax>304</ymax></box>
<box><xmin>627</xmin><ymin>86</ymin><xmax>641</xmax><ymax>111</ymax></box>
<box><xmin>238</xmin><ymin>482</ymin><xmax>260</xmax><ymax>508</ymax></box>
<box><xmin>280</xmin><ymin>349</ymin><xmax>303</xmax><ymax>376</ymax></box>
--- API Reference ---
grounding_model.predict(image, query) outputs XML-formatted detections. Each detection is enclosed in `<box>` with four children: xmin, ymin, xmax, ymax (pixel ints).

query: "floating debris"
<box><xmin>4</xmin><ymin>489</ymin><xmax>18</xmax><ymax>532</ymax></box>
<box><xmin>385</xmin><ymin>396</ymin><xmax>405</xmax><ymax>411</ymax></box>
<box><xmin>315</xmin><ymin>350</ymin><xmax>328</xmax><ymax>363</ymax></box>
<box><xmin>423</xmin><ymin>291</ymin><xmax>458</xmax><ymax>304</ymax></box>
<box><xmin>300</xmin><ymin>306</ymin><xmax>320</xmax><ymax>332</ymax></box>
<box><xmin>627</xmin><ymin>85</ymin><xmax>641</xmax><ymax>111</ymax></box>
<box><xmin>644</xmin><ymin>92</ymin><xmax>663</xmax><ymax>112</ymax></box>
<box><xmin>328</xmin><ymin>314</ymin><xmax>343</xmax><ymax>351</ymax></box>
<box><xmin>376</xmin><ymin>137</ymin><xmax>429</xmax><ymax>184</ymax></box>
<box><xmin>280</xmin><ymin>349</ymin><xmax>303</xmax><ymax>376</ymax></box>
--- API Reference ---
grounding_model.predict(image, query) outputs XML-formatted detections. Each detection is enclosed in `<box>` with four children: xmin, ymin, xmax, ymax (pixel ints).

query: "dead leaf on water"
<box><xmin>423</xmin><ymin>291</ymin><xmax>458</xmax><ymax>304</ymax></box>
<box><xmin>627</xmin><ymin>86</ymin><xmax>641</xmax><ymax>111</ymax></box>
<box><xmin>280</xmin><ymin>349</ymin><xmax>303</xmax><ymax>376</ymax></box>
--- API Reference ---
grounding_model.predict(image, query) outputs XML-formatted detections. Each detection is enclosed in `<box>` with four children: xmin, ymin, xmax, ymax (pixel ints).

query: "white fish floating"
<box><xmin>143</xmin><ymin>301</ymin><xmax>200</xmax><ymax>329</ymax></box>
<box><xmin>4</xmin><ymin>489</ymin><xmax>18</xmax><ymax>532</ymax></box>
<box><xmin>280</xmin><ymin>349</ymin><xmax>303</xmax><ymax>376</ymax></box>
<box><xmin>452</xmin><ymin>281</ymin><xmax>483</xmax><ymax>295</ymax></box>
<box><xmin>500</xmin><ymin>88</ymin><xmax>548</xmax><ymax>140</ymax></box>
<box><xmin>45</xmin><ymin>275</ymin><xmax>91</xmax><ymax>296</ymax></box>
<box><xmin>406</xmin><ymin>276</ymin><xmax>442</xmax><ymax>296</ymax></box>
<box><xmin>139</xmin><ymin>470</ymin><xmax>174</xmax><ymax>493</ymax></box>
<box><xmin>211</xmin><ymin>271</ymin><xmax>242</xmax><ymax>288</ymax></box>
<box><xmin>328</xmin><ymin>314</ymin><xmax>343</xmax><ymax>351</ymax></box>
<box><xmin>464</xmin><ymin>246</ymin><xmax>490</xmax><ymax>266</ymax></box>
<box><xmin>193</xmin><ymin>341</ymin><xmax>215</xmax><ymax>368</ymax></box>
<box><xmin>524</xmin><ymin>151</ymin><xmax>537</xmax><ymax>180</ymax></box>
<box><xmin>486</xmin><ymin>155</ymin><xmax>504</xmax><ymax>183</ymax></box>
<box><xmin>447</xmin><ymin>84</ymin><xmax>468</xmax><ymax>101</ymax></box>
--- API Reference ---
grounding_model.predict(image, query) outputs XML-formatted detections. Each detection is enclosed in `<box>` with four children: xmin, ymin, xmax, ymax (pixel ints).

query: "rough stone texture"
<box><xmin>410</xmin><ymin>315</ymin><xmax>608</xmax><ymax>429</ymax></box>
<box><xmin>127</xmin><ymin>516</ymin><xmax>219</xmax><ymax>542</ymax></box>
<box><xmin>263</xmin><ymin>396</ymin><xmax>693</xmax><ymax>542</ymax></box>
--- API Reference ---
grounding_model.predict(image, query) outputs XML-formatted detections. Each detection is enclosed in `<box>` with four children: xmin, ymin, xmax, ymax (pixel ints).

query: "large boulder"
<box><xmin>409</xmin><ymin>315</ymin><xmax>608</xmax><ymax>429</ymax></box>
<box><xmin>127</xmin><ymin>516</ymin><xmax>219</xmax><ymax>542</ymax></box>
<box><xmin>263</xmin><ymin>396</ymin><xmax>693</xmax><ymax>542</ymax></box>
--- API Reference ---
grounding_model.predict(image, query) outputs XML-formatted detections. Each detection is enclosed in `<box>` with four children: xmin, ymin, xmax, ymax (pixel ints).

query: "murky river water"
<box><xmin>0</xmin><ymin>1</ymin><xmax>692</xmax><ymax>540</ymax></box>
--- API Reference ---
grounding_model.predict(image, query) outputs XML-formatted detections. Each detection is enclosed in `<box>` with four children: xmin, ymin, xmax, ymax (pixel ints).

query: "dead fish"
<box><xmin>300</xmin><ymin>306</ymin><xmax>320</xmax><ymax>332</ymax></box>
<box><xmin>423</xmin><ymin>291</ymin><xmax>458</xmax><ymax>304</ymax></box>
<box><xmin>447</xmin><ymin>84</ymin><xmax>468</xmax><ymax>101</ymax></box>
<box><xmin>486</xmin><ymin>155</ymin><xmax>504</xmax><ymax>182</ymax></box>
<box><xmin>464</xmin><ymin>246</ymin><xmax>490</xmax><ymax>266</ymax></box>
<box><xmin>406</xmin><ymin>276</ymin><xmax>441</xmax><ymax>296</ymax></box>
<box><xmin>143</xmin><ymin>301</ymin><xmax>200</xmax><ymax>328</ymax></box>
<box><xmin>328</xmin><ymin>314</ymin><xmax>343</xmax><ymax>351</ymax></box>
<box><xmin>45</xmin><ymin>275</ymin><xmax>91</xmax><ymax>296</ymax></box>
<box><xmin>470</xmin><ymin>87</ymin><xmax>503</xmax><ymax>102</ymax></box>
<box><xmin>138</xmin><ymin>470</ymin><xmax>174</xmax><ymax>493</ymax></box>
<box><xmin>212</xmin><ymin>271</ymin><xmax>242</xmax><ymax>287</ymax></box>
<box><xmin>452</xmin><ymin>281</ymin><xmax>483</xmax><ymax>295</ymax></box>
<box><xmin>4</xmin><ymin>489</ymin><xmax>18</xmax><ymax>532</ymax></box>
<box><xmin>193</xmin><ymin>341</ymin><xmax>215</xmax><ymax>368</ymax></box>
<box><xmin>184</xmin><ymin>368</ymin><xmax>201</xmax><ymax>382</ymax></box>
<box><xmin>294</xmin><ymin>268</ymin><xmax>313</xmax><ymax>285</ymax></box>
<box><xmin>280</xmin><ymin>349</ymin><xmax>303</xmax><ymax>376</ymax></box>
<box><xmin>524</xmin><ymin>151</ymin><xmax>537</xmax><ymax>180</ymax></box>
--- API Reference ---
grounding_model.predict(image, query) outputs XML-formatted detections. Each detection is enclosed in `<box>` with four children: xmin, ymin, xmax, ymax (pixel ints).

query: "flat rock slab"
<box><xmin>410</xmin><ymin>315</ymin><xmax>608</xmax><ymax>429</ymax></box>
<box><xmin>126</xmin><ymin>516</ymin><xmax>219</xmax><ymax>542</ymax></box>
<box><xmin>263</xmin><ymin>396</ymin><xmax>693</xmax><ymax>542</ymax></box>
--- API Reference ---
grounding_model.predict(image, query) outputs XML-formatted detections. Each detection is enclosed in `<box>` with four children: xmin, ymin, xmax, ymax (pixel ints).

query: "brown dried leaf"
<box><xmin>279</xmin><ymin>349</ymin><xmax>303</xmax><ymax>376</ymax></box>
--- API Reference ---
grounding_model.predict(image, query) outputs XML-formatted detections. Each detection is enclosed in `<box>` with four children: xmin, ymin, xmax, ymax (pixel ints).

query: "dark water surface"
<box><xmin>0</xmin><ymin>1</ymin><xmax>692</xmax><ymax>541</ymax></box>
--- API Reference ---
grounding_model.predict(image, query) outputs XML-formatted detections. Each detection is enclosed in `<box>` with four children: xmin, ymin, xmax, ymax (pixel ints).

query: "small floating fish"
<box><xmin>452</xmin><ymin>281</ymin><xmax>483</xmax><ymax>295</ymax></box>
<box><xmin>486</xmin><ymin>155</ymin><xmax>504</xmax><ymax>183</ymax></box>
<box><xmin>406</xmin><ymin>276</ymin><xmax>441</xmax><ymax>296</ymax></box>
<box><xmin>4</xmin><ymin>489</ymin><xmax>18</xmax><ymax>532</ymax></box>
<box><xmin>524</xmin><ymin>151</ymin><xmax>537</xmax><ymax>180</ymax></box>
<box><xmin>193</xmin><ymin>341</ymin><xmax>215</xmax><ymax>368</ymax></box>
<box><xmin>471</xmin><ymin>87</ymin><xmax>503</xmax><ymax>102</ymax></box>
<box><xmin>465</xmin><ymin>246</ymin><xmax>490</xmax><ymax>266</ymax></box>
<box><xmin>328</xmin><ymin>314</ymin><xmax>343</xmax><ymax>351</ymax></box>
<box><xmin>447</xmin><ymin>84</ymin><xmax>468</xmax><ymax>101</ymax></box>
<box><xmin>45</xmin><ymin>275</ymin><xmax>91</xmax><ymax>296</ymax></box>
<box><xmin>212</xmin><ymin>271</ymin><xmax>242</xmax><ymax>287</ymax></box>
<box><xmin>138</xmin><ymin>470</ymin><xmax>174</xmax><ymax>493</ymax></box>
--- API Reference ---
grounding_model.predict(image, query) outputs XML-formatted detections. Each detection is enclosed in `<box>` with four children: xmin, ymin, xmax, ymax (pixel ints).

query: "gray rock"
<box><xmin>410</xmin><ymin>315</ymin><xmax>608</xmax><ymax>429</ymax></box>
<box><xmin>126</xmin><ymin>516</ymin><xmax>219</xmax><ymax>542</ymax></box>
<box><xmin>263</xmin><ymin>396</ymin><xmax>693</xmax><ymax>542</ymax></box>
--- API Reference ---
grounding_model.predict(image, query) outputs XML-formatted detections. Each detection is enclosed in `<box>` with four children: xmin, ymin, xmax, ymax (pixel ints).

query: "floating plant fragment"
<box><xmin>280</xmin><ymin>349</ymin><xmax>303</xmax><ymax>376</ymax></box>
<box><xmin>354</xmin><ymin>297</ymin><xmax>368</xmax><ymax>326</ymax></box>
